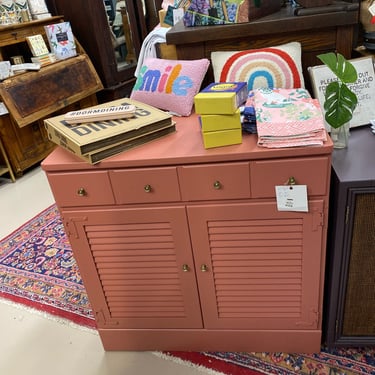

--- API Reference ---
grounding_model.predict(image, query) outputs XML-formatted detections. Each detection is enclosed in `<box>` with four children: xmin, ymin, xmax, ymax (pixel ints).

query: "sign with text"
<box><xmin>308</xmin><ymin>56</ymin><xmax>375</xmax><ymax>129</ymax></box>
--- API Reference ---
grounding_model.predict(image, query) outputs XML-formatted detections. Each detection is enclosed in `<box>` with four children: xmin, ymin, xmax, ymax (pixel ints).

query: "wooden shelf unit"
<box><xmin>0</xmin><ymin>16</ymin><xmax>103</xmax><ymax>177</ymax></box>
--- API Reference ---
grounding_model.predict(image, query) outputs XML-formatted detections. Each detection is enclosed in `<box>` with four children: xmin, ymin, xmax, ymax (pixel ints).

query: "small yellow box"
<box><xmin>194</xmin><ymin>82</ymin><xmax>248</xmax><ymax>115</ymax></box>
<box><xmin>202</xmin><ymin>128</ymin><xmax>242</xmax><ymax>149</ymax></box>
<box><xmin>200</xmin><ymin>109</ymin><xmax>241</xmax><ymax>132</ymax></box>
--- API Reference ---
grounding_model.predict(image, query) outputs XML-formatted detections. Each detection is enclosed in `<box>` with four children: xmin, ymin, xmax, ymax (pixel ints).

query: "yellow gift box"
<box><xmin>202</xmin><ymin>128</ymin><xmax>242</xmax><ymax>149</ymax></box>
<box><xmin>194</xmin><ymin>82</ymin><xmax>248</xmax><ymax>115</ymax></box>
<box><xmin>200</xmin><ymin>109</ymin><xmax>241</xmax><ymax>132</ymax></box>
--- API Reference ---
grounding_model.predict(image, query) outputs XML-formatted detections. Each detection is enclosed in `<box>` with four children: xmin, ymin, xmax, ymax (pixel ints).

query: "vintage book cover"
<box><xmin>44</xmin><ymin>98</ymin><xmax>174</xmax><ymax>157</ymax></box>
<box><xmin>26</xmin><ymin>34</ymin><xmax>50</xmax><ymax>57</ymax></box>
<box><xmin>44</xmin><ymin>21</ymin><xmax>77</xmax><ymax>60</ymax></box>
<box><xmin>82</xmin><ymin>123</ymin><xmax>176</xmax><ymax>164</ymax></box>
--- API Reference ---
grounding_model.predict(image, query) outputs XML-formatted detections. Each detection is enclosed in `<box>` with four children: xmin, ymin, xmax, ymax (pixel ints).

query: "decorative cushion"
<box><xmin>211</xmin><ymin>42</ymin><xmax>305</xmax><ymax>90</ymax></box>
<box><xmin>131</xmin><ymin>57</ymin><xmax>210</xmax><ymax>116</ymax></box>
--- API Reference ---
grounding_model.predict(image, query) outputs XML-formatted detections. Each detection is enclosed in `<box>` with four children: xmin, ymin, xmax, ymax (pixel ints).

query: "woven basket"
<box><xmin>297</xmin><ymin>0</ymin><xmax>333</xmax><ymax>7</ymax></box>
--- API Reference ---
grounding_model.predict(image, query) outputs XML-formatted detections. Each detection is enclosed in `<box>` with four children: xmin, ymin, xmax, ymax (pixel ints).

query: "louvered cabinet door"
<box><xmin>187</xmin><ymin>200</ymin><xmax>326</xmax><ymax>330</ymax></box>
<box><xmin>62</xmin><ymin>206</ymin><xmax>203</xmax><ymax>329</ymax></box>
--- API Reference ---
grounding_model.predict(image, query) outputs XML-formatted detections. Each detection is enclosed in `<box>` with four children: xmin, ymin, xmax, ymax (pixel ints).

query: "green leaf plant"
<box><xmin>317</xmin><ymin>52</ymin><xmax>358</xmax><ymax>129</ymax></box>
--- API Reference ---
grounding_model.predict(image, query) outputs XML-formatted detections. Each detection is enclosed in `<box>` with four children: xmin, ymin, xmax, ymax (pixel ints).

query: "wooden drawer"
<box><xmin>47</xmin><ymin>171</ymin><xmax>115</xmax><ymax>207</ymax></box>
<box><xmin>110</xmin><ymin>167</ymin><xmax>181</xmax><ymax>204</ymax></box>
<box><xmin>0</xmin><ymin>28</ymin><xmax>31</xmax><ymax>46</ymax></box>
<box><xmin>178</xmin><ymin>162</ymin><xmax>250</xmax><ymax>201</ymax></box>
<box><xmin>250</xmin><ymin>157</ymin><xmax>330</xmax><ymax>198</ymax></box>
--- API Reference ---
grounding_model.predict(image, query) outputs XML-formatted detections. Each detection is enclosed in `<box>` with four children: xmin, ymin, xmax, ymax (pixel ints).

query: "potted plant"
<box><xmin>317</xmin><ymin>52</ymin><xmax>358</xmax><ymax>148</ymax></box>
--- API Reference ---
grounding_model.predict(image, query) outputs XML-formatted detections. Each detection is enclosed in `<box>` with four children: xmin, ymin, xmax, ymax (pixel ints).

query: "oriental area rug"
<box><xmin>1</xmin><ymin>204</ymin><xmax>374</xmax><ymax>375</ymax></box>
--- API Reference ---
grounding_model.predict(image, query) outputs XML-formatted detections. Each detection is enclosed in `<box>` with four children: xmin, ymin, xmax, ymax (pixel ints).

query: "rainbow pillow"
<box><xmin>211</xmin><ymin>42</ymin><xmax>304</xmax><ymax>90</ymax></box>
<box><xmin>131</xmin><ymin>57</ymin><xmax>210</xmax><ymax>116</ymax></box>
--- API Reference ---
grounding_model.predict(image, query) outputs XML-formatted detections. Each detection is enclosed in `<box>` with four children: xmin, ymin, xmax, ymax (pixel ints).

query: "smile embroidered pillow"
<box><xmin>211</xmin><ymin>42</ymin><xmax>304</xmax><ymax>90</ymax></box>
<box><xmin>130</xmin><ymin>57</ymin><xmax>210</xmax><ymax>116</ymax></box>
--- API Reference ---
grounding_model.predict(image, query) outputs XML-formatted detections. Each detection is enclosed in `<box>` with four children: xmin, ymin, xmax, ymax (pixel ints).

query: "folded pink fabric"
<box><xmin>252</xmin><ymin>88</ymin><xmax>327</xmax><ymax>148</ymax></box>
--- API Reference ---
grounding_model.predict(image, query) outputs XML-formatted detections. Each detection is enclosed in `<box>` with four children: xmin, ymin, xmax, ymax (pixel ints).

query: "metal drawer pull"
<box><xmin>182</xmin><ymin>264</ymin><xmax>190</xmax><ymax>272</ymax></box>
<box><xmin>77</xmin><ymin>187</ymin><xmax>87</xmax><ymax>196</ymax></box>
<box><xmin>286</xmin><ymin>176</ymin><xmax>296</xmax><ymax>186</ymax></box>
<box><xmin>144</xmin><ymin>184</ymin><xmax>152</xmax><ymax>193</ymax></box>
<box><xmin>213</xmin><ymin>180</ymin><xmax>221</xmax><ymax>189</ymax></box>
<box><xmin>200</xmin><ymin>264</ymin><xmax>208</xmax><ymax>272</ymax></box>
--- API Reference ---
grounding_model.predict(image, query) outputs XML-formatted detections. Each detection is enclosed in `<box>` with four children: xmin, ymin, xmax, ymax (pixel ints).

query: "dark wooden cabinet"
<box><xmin>324</xmin><ymin>126</ymin><xmax>375</xmax><ymax>348</ymax></box>
<box><xmin>165</xmin><ymin>2</ymin><xmax>360</xmax><ymax>92</ymax></box>
<box><xmin>45</xmin><ymin>0</ymin><xmax>162</xmax><ymax>102</ymax></box>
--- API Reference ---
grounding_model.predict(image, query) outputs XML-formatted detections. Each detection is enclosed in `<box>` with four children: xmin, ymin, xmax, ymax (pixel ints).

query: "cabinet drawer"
<box><xmin>178</xmin><ymin>162</ymin><xmax>250</xmax><ymax>201</ymax></box>
<box><xmin>250</xmin><ymin>157</ymin><xmax>330</xmax><ymax>198</ymax></box>
<box><xmin>110</xmin><ymin>167</ymin><xmax>181</xmax><ymax>204</ymax></box>
<box><xmin>47</xmin><ymin>171</ymin><xmax>115</xmax><ymax>207</ymax></box>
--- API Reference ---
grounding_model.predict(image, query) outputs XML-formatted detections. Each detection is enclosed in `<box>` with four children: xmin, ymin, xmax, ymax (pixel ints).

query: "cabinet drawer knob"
<box><xmin>144</xmin><ymin>184</ymin><xmax>152</xmax><ymax>193</ymax></box>
<box><xmin>286</xmin><ymin>176</ymin><xmax>296</xmax><ymax>186</ymax></box>
<box><xmin>182</xmin><ymin>264</ymin><xmax>190</xmax><ymax>272</ymax></box>
<box><xmin>77</xmin><ymin>187</ymin><xmax>87</xmax><ymax>196</ymax></box>
<box><xmin>213</xmin><ymin>180</ymin><xmax>221</xmax><ymax>190</ymax></box>
<box><xmin>200</xmin><ymin>264</ymin><xmax>208</xmax><ymax>272</ymax></box>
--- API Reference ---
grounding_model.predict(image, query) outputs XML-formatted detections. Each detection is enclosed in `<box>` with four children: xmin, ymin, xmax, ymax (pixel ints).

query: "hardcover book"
<box><xmin>44</xmin><ymin>21</ymin><xmax>77</xmax><ymax>60</ymax></box>
<box><xmin>26</xmin><ymin>34</ymin><xmax>50</xmax><ymax>57</ymax></box>
<box><xmin>44</xmin><ymin>98</ymin><xmax>174</xmax><ymax>160</ymax></box>
<box><xmin>81</xmin><ymin>123</ymin><xmax>176</xmax><ymax>164</ymax></box>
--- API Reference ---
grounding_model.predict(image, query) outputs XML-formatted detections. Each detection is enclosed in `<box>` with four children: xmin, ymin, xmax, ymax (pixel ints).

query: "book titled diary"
<box><xmin>44</xmin><ymin>22</ymin><xmax>77</xmax><ymax>60</ymax></box>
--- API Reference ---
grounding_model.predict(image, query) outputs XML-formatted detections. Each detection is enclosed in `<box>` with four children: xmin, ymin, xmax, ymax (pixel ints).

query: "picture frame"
<box><xmin>308</xmin><ymin>56</ymin><xmax>375</xmax><ymax>129</ymax></box>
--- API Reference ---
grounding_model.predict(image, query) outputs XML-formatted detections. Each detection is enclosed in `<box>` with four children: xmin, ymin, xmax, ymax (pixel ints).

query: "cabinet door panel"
<box><xmin>62</xmin><ymin>206</ymin><xmax>203</xmax><ymax>329</ymax></box>
<box><xmin>187</xmin><ymin>200</ymin><xmax>325</xmax><ymax>330</ymax></box>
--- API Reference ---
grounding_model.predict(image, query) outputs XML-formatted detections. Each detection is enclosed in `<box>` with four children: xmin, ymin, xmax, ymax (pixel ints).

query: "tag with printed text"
<box><xmin>275</xmin><ymin>185</ymin><xmax>308</xmax><ymax>212</ymax></box>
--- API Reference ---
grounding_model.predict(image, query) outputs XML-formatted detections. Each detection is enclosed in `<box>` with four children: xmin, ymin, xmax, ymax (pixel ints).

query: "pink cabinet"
<box><xmin>42</xmin><ymin>114</ymin><xmax>333</xmax><ymax>352</ymax></box>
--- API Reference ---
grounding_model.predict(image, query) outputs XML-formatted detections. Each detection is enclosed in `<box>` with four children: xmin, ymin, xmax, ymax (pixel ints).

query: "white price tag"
<box><xmin>275</xmin><ymin>185</ymin><xmax>309</xmax><ymax>212</ymax></box>
<box><xmin>369</xmin><ymin>3</ymin><xmax>375</xmax><ymax>16</ymax></box>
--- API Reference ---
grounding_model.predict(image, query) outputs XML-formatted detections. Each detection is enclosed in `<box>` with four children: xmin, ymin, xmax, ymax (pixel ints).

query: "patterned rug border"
<box><xmin>164</xmin><ymin>350</ymin><xmax>375</xmax><ymax>375</ymax></box>
<box><xmin>0</xmin><ymin>204</ymin><xmax>96</xmax><ymax>329</ymax></box>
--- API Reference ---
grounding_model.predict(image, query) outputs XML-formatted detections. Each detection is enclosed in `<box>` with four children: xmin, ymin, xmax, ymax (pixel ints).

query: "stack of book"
<box><xmin>194</xmin><ymin>82</ymin><xmax>248</xmax><ymax>148</ymax></box>
<box><xmin>44</xmin><ymin>98</ymin><xmax>175</xmax><ymax>164</ymax></box>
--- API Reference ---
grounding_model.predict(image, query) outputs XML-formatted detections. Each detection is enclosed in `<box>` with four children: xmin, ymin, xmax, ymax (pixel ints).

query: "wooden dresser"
<box><xmin>42</xmin><ymin>114</ymin><xmax>333</xmax><ymax>352</ymax></box>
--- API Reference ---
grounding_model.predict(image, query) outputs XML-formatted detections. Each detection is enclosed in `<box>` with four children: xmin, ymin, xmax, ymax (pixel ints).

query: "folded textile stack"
<box><xmin>240</xmin><ymin>92</ymin><xmax>257</xmax><ymax>134</ymax></box>
<box><xmin>253</xmin><ymin>88</ymin><xmax>327</xmax><ymax>148</ymax></box>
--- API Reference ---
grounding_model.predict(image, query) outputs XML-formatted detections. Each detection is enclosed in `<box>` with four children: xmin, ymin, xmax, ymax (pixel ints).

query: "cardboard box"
<box><xmin>200</xmin><ymin>109</ymin><xmax>241</xmax><ymax>132</ymax></box>
<box><xmin>202</xmin><ymin>128</ymin><xmax>242</xmax><ymax>149</ymax></box>
<box><xmin>194</xmin><ymin>82</ymin><xmax>248</xmax><ymax>115</ymax></box>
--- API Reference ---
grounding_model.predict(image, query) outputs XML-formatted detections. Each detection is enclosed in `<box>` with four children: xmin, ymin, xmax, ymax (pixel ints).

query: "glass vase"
<box><xmin>330</xmin><ymin>122</ymin><xmax>350</xmax><ymax>149</ymax></box>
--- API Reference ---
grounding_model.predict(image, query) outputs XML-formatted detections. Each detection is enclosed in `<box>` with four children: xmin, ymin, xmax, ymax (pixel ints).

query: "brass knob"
<box><xmin>287</xmin><ymin>176</ymin><xmax>296</xmax><ymax>185</ymax></box>
<box><xmin>200</xmin><ymin>264</ymin><xmax>208</xmax><ymax>272</ymax></box>
<box><xmin>213</xmin><ymin>180</ymin><xmax>221</xmax><ymax>190</ymax></box>
<box><xmin>182</xmin><ymin>264</ymin><xmax>190</xmax><ymax>272</ymax></box>
<box><xmin>144</xmin><ymin>184</ymin><xmax>152</xmax><ymax>193</ymax></box>
<box><xmin>77</xmin><ymin>187</ymin><xmax>86</xmax><ymax>196</ymax></box>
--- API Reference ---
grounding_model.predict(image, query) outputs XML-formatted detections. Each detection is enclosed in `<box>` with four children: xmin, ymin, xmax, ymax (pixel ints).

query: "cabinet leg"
<box><xmin>0</xmin><ymin>138</ymin><xmax>15</xmax><ymax>182</ymax></box>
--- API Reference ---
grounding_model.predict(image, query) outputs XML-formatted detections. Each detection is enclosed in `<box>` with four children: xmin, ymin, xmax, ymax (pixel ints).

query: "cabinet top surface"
<box><xmin>42</xmin><ymin>114</ymin><xmax>333</xmax><ymax>172</ymax></box>
<box><xmin>332</xmin><ymin>126</ymin><xmax>375</xmax><ymax>183</ymax></box>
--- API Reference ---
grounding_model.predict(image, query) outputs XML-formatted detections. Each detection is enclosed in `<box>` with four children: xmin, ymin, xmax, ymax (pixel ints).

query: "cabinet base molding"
<box><xmin>99</xmin><ymin>329</ymin><xmax>322</xmax><ymax>352</ymax></box>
